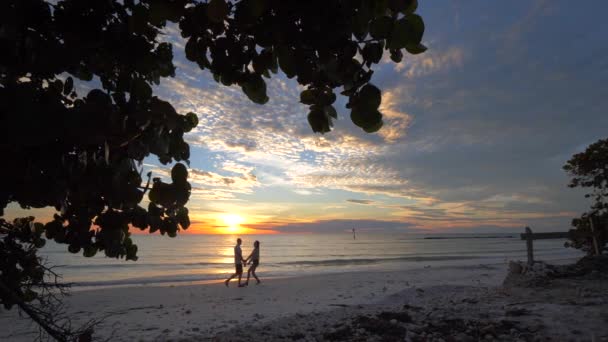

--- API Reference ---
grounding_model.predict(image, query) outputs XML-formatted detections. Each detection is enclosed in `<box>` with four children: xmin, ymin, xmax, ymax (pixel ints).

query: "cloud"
<box><xmin>377</xmin><ymin>88</ymin><xmax>413</xmax><ymax>143</ymax></box>
<box><xmin>346</xmin><ymin>199</ymin><xmax>376</xmax><ymax>205</ymax></box>
<box><xmin>146</xmin><ymin>163</ymin><xmax>259</xmax><ymax>201</ymax></box>
<box><xmin>222</xmin><ymin>178</ymin><xmax>236</xmax><ymax>185</ymax></box>
<box><xmin>265</xmin><ymin>219</ymin><xmax>421</xmax><ymax>233</ymax></box>
<box><xmin>395</xmin><ymin>46</ymin><xmax>467</xmax><ymax>78</ymax></box>
<box><xmin>190</xmin><ymin>169</ymin><xmax>213</xmax><ymax>178</ymax></box>
<box><xmin>150</xmin><ymin>1</ymin><xmax>608</xmax><ymax>231</ymax></box>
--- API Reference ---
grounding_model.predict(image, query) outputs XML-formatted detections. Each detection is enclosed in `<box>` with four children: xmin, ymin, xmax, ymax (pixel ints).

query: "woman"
<box><xmin>243</xmin><ymin>240</ymin><xmax>261</xmax><ymax>286</ymax></box>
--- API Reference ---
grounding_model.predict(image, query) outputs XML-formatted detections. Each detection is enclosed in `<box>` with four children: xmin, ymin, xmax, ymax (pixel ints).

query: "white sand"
<box><xmin>0</xmin><ymin>263</ymin><xmax>504</xmax><ymax>341</ymax></box>
<box><xmin>2</xmin><ymin>260</ymin><xmax>606</xmax><ymax>341</ymax></box>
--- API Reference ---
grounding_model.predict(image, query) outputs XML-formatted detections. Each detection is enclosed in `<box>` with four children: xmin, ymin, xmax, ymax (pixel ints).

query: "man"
<box><xmin>225</xmin><ymin>238</ymin><xmax>246</xmax><ymax>287</ymax></box>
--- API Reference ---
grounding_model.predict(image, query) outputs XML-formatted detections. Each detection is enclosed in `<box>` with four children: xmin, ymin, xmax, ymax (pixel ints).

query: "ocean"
<box><xmin>39</xmin><ymin>233</ymin><xmax>583</xmax><ymax>289</ymax></box>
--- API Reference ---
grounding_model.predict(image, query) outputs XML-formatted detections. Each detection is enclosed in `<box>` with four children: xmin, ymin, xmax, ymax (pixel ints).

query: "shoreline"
<box><xmin>62</xmin><ymin>255</ymin><xmax>581</xmax><ymax>292</ymax></box>
<box><xmin>68</xmin><ymin>263</ymin><xmax>499</xmax><ymax>292</ymax></box>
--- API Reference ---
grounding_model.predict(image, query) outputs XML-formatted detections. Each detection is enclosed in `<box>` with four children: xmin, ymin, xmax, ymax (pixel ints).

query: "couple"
<box><xmin>224</xmin><ymin>238</ymin><xmax>261</xmax><ymax>287</ymax></box>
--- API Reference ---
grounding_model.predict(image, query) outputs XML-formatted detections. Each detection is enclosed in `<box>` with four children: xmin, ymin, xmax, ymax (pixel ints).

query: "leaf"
<box><xmin>352</xmin><ymin>5</ymin><xmax>371</xmax><ymax>40</ymax></box>
<box><xmin>356</xmin><ymin>84</ymin><xmax>382</xmax><ymax>110</ymax></box>
<box><xmin>207</xmin><ymin>0</ymin><xmax>229</xmax><ymax>23</ymax></box>
<box><xmin>362</xmin><ymin>42</ymin><xmax>384</xmax><ymax>64</ymax></box>
<box><xmin>249</xmin><ymin>0</ymin><xmax>268</xmax><ymax>17</ymax></box>
<box><xmin>404</xmin><ymin>0</ymin><xmax>418</xmax><ymax>14</ymax></box>
<box><xmin>388</xmin><ymin>15</ymin><xmax>424</xmax><ymax>49</ymax></box>
<box><xmin>276</xmin><ymin>45</ymin><xmax>297</xmax><ymax>78</ymax></box>
<box><xmin>350</xmin><ymin>108</ymin><xmax>383</xmax><ymax>131</ymax></box>
<box><xmin>342</xmin><ymin>41</ymin><xmax>358</xmax><ymax>59</ymax></box>
<box><xmin>407</xmin><ymin>14</ymin><xmax>425</xmax><ymax>44</ymax></box>
<box><xmin>83</xmin><ymin>245</ymin><xmax>97</xmax><ymax>257</ymax></box>
<box><xmin>126</xmin><ymin>244</ymin><xmax>138</xmax><ymax>261</ymax></box>
<box><xmin>131</xmin><ymin>78</ymin><xmax>152</xmax><ymax>100</ymax></box>
<box><xmin>369</xmin><ymin>16</ymin><xmax>393</xmax><ymax>39</ymax></box>
<box><xmin>176</xmin><ymin>207</ymin><xmax>190</xmax><ymax>229</ymax></box>
<box><xmin>185</xmin><ymin>38</ymin><xmax>198</xmax><ymax>61</ymax></box>
<box><xmin>86</xmin><ymin>89</ymin><xmax>111</xmax><ymax>106</ymax></box>
<box><xmin>34</xmin><ymin>238</ymin><xmax>46</xmax><ymax>248</ymax></box>
<box><xmin>68</xmin><ymin>244</ymin><xmax>81</xmax><ymax>254</ymax></box>
<box><xmin>387</xmin><ymin>18</ymin><xmax>412</xmax><ymax>49</ymax></box>
<box><xmin>373</xmin><ymin>0</ymin><xmax>389</xmax><ymax>16</ymax></box>
<box><xmin>63</xmin><ymin>77</ymin><xmax>74</xmax><ymax>95</ymax></box>
<box><xmin>324</xmin><ymin>105</ymin><xmax>338</xmax><ymax>119</ymax></box>
<box><xmin>405</xmin><ymin>43</ymin><xmax>427</xmax><ymax>55</ymax></box>
<box><xmin>33</xmin><ymin>222</ymin><xmax>44</xmax><ymax>235</ymax></box>
<box><xmin>318</xmin><ymin>89</ymin><xmax>337</xmax><ymax>106</ymax></box>
<box><xmin>148</xmin><ymin>184</ymin><xmax>161</xmax><ymax>204</ymax></box>
<box><xmin>129</xmin><ymin>4</ymin><xmax>149</xmax><ymax>33</ymax></box>
<box><xmin>307</xmin><ymin>108</ymin><xmax>332</xmax><ymax>134</ymax></box>
<box><xmin>363</xmin><ymin>118</ymin><xmax>384</xmax><ymax>133</ymax></box>
<box><xmin>252</xmin><ymin>53</ymin><xmax>268</xmax><ymax>74</ymax></box>
<box><xmin>300</xmin><ymin>89</ymin><xmax>318</xmax><ymax>105</ymax></box>
<box><xmin>171</xmin><ymin>163</ymin><xmax>188</xmax><ymax>184</ymax></box>
<box><xmin>390</xmin><ymin>49</ymin><xmax>403</xmax><ymax>63</ymax></box>
<box><xmin>241</xmin><ymin>74</ymin><xmax>269</xmax><ymax>104</ymax></box>
<box><xmin>184</xmin><ymin>112</ymin><xmax>199</xmax><ymax>132</ymax></box>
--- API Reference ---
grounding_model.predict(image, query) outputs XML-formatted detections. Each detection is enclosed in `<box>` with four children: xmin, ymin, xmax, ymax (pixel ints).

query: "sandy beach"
<box><xmin>2</xmin><ymin>259</ymin><xmax>606</xmax><ymax>341</ymax></box>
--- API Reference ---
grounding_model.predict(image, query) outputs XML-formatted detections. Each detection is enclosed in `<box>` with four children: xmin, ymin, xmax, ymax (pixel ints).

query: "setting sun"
<box><xmin>221</xmin><ymin>214</ymin><xmax>245</xmax><ymax>233</ymax></box>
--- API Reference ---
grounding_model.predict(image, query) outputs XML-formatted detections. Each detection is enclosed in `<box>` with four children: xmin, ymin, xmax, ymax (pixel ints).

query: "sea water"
<box><xmin>39</xmin><ymin>233</ymin><xmax>583</xmax><ymax>289</ymax></box>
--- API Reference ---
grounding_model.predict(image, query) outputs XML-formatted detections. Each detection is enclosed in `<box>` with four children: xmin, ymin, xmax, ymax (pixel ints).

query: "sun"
<box><xmin>221</xmin><ymin>214</ymin><xmax>245</xmax><ymax>233</ymax></box>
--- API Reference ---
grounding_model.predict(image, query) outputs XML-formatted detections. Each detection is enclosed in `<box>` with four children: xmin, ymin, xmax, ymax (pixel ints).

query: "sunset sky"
<box><xmin>7</xmin><ymin>0</ymin><xmax>608</xmax><ymax>234</ymax></box>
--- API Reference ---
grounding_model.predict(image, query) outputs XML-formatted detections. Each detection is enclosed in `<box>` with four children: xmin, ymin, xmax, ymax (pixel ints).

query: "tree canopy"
<box><xmin>0</xmin><ymin>0</ymin><xmax>427</xmax><ymax>331</ymax></box>
<box><xmin>564</xmin><ymin>138</ymin><xmax>608</xmax><ymax>254</ymax></box>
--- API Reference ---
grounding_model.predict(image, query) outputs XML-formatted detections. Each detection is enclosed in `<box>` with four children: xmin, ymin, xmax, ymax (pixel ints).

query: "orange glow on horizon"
<box><xmin>178</xmin><ymin>213</ymin><xmax>281</xmax><ymax>234</ymax></box>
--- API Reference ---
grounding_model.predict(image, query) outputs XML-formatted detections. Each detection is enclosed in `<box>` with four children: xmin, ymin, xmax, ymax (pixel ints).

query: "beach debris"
<box><xmin>378</xmin><ymin>311</ymin><xmax>412</xmax><ymax>323</ymax></box>
<box><xmin>503</xmin><ymin>261</ymin><xmax>557</xmax><ymax>287</ymax></box>
<box><xmin>504</xmin><ymin>256</ymin><xmax>608</xmax><ymax>288</ymax></box>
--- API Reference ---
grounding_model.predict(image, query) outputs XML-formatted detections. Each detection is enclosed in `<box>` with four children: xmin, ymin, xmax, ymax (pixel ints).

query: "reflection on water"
<box><xmin>39</xmin><ymin>233</ymin><xmax>583</xmax><ymax>288</ymax></box>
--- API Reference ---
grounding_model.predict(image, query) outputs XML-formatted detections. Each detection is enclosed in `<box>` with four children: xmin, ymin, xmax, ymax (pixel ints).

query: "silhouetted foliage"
<box><xmin>564</xmin><ymin>138</ymin><xmax>608</xmax><ymax>254</ymax></box>
<box><xmin>0</xmin><ymin>0</ymin><xmax>426</xmax><ymax>338</ymax></box>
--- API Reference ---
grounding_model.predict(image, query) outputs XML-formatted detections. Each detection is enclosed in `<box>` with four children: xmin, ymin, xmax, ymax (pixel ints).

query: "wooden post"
<box><xmin>589</xmin><ymin>216</ymin><xmax>601</xmax><ymax>256</ymax></box>
<box><xmin>525</xmin><ymin>227</ymin><xmax>534</xmax><ymax>265</ymax></box>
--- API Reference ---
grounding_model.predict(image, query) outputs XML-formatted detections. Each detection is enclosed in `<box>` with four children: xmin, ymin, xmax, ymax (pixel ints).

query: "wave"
<box><xmin>278</xmin><ymin>255</ymin><xmax>483</xmax><ymax>267</ymax></box>
<box><xmin>57</xmin><ymin>262</ymin><xmax>227</xmax><ymax>269</ymax></box>
<box><xmin>423</xmin><ymin>235</ymin><xmax>516</xmax><ymax>240</ymax></box>
<box><xmin>66</xmin><ymin>256</ymin><xmax>480</xmax><ymax>287</ymax></box>
<box><xmin>71</xmin><ymin>274</ymin><xmax>222</xmax><ymax>287</ymax></box>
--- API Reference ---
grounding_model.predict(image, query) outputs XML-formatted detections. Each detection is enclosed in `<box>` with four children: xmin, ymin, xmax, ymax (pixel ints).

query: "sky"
<box><xmin>7</xmin><ymin>0</ymin><xmax>608</xmax><ymax>234</ymax></box>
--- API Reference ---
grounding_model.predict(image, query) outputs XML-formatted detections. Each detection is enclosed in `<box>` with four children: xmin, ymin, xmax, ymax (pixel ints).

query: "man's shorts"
<box><xmin>235</xmin><ymin>264</ymin><xmax>243</xmax><ymax>273</ymax></box>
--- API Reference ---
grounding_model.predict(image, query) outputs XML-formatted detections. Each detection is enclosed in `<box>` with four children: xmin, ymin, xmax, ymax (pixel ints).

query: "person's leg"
<box><xmin>251</xmin><ymin>264</ymin><xmax>260</xmax><ymax>284</ymax></box>
<box><xmin>236</xmin><ymin>264</ymin><xmax>244</xmax><ymax>286</ymax></box>
<box><xmin>245</xmin><ymin>266</ymin><xmax>252</xmax><ymax>285</ymax></box>
<box><xmin>225</xmin><ymin>273</ymin><xmax>236</xmax><ymax>287</ymax></box>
